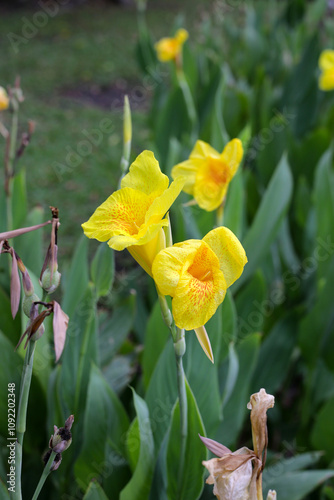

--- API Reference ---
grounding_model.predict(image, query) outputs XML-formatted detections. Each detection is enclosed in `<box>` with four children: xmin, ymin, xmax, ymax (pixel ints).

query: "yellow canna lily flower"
<box><xmin>155</xmin><ymin>28</ymin><xmax>189</xmax><ymax>63</ymax></box>
<box><xmin>82</xmin><ymin>150</ymin><xmax>185</xmax><ymax>276</ymax></box>
<box><xmin>319</xmin><ymin>49</ymin><xmax>334</xmax><ymax>91</ymax></box>
<box><xmin>0</xmin><ymin>86</ymin><xmax>9</xmax><ymax>111</ymax></box>
<box><xmin>171</xmin><ymin>139</ymin><xmax>243</xmax><ymax>212</ymax></box>
<box><xmin>152</xmin><ymin>226</ymin><xmax>247</xmax><ymax>332</ymax></box>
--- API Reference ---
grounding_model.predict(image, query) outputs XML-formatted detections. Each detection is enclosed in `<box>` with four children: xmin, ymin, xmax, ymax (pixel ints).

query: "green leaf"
<box><xmin>83</xmin><ymin>481</ymin><xmax>109</xmax><ymax>500</ymax></box>
<box><xmin>219</xmin><ymin>291</ymin><xmax>237</xmax><ymax>362</ymax></box>
<box><xmin>311</xmin><ymin>397</ymin><xmax>334</xmax><ymax>461</ymax></box>
<box><xmin>221</xmin><ymin>343</ymin><xmax>239</xmax><ymax>410</ymax></box>
<box><xmin>142</xmin><ymin>299</ymin><xmax>169</xmax><ymax>389</ymax></box>
<box><xmin>0</xmin><ymin>479</ymin><xmax>10</xmax><ymax>498</ymax></box>
<box><xmin>264</xmin><ymin>470</ymin><xmax>334</xmax><ymax>500</ymax></box>
<box><xmin>0</xmin><ymin>331</ymin><xmax>23</xmax><ymax>437</ymax></box>
<box><xmin>184</xmin><ymin>319</ymin><xmax>221</xmax><ymax>435</ymax></box>
<box><xmin>62</xmin><ymin>235</ymin><xmax>89</xmax><ymax>317</ymax></box>
<box><xmin>0</xmin><ymin>285</ymin><xmax>21</xmax><ymax>343</ymax></box>
<box><xmin>235</xmin><ymin>270</ymin><xmax>267</xmax><ymax>335</ymax></box>
<box><xmin>251</xmin><ymin>316</ymin><xmax>296</xmax><ymax>395</ymax></box>
<box><xmin>314</xmin><ymin>148</ymin><xmax>334</xmax><ymax>280</ymax></box>
<box><xmin>11</xmin><ymin>169</ymin><xmax>27</xmax><ymax>229</ymax></box>
<box><xmin>91</xmin><ymin>243</ymin><xmax>114</xmax><ymax>298</ymax></box>
<box><xmin>14</xmin><ymin>206</ymin><xmax>45</xmax><ymax>278</ymax></box>
<box><xmin>120</xmin><ymin>389</ymin><xmax>155</xmax><ymax>500</ymax></box>
<box><xmin>224</xmin><ymin>168</ymin><xmax>244</xmax><ymax>240</ymax></box>
<box><xmin>265</xmin><ymin>451</ymin><xmax>322</xmax><ymax>478</ymax></box>
<box><xmin>145</xmin><ymin>338</ymin><xmax>177</xmax><ymax>452</ymax></box>
<box><xmin>166</xmin><ymin>378</ymin><xmax>206</xmax><ymax>500</ymax></box>
<box><xmin>74</xmin><ymin>364</ymin><xmax>130</xmax><ymax>490</ymax></box>
<box><xmin>98</xmin><ymin>295</ymin><xmax>135</xmax><ymax>367</ymax></box>
<box><xmin>59</xmin><ymin>285</ymin><xmax>97</xmax><ymax>419</ymax></box>
<box><xmin>234</xmin><ymin>154</ymin><xmax>293</xmax><ymax>291</ymax></box>
<box><xmin>215</xmin><ymin>333</ymin><xmax>261</xmax><ymax>447</ymax></box>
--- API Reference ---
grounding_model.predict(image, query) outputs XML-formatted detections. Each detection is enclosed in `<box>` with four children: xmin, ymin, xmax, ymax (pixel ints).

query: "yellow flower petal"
<box><xmin>319</xmin><ymin>69</ymin><xmax>334</xmax><ymax>91</ymax></box>
<box><xmin>172</xmin><ymin>264</ymin><xmax>226</xmax><ymax>330</ymax></box>
<box><xmin>152</xmin><ymin>240</ymin><xmax>201</xmax><ymax>296</ymax></box>
<box><xmin>319</xmin><ymin>49</ymin><xmax>334</xmax><ymax>71</ymax></box>
<box><xmin>194</xmin><ymin>325</ymin><xmax>214</xmax><ymax>363</ymax></box>
<box><xmin>203</xmin><ymin>227</ymin><xmax>247</xmax><ymax>288</ymax></box>
<box><xmin>0</xmin><ymin>86</ymin><xmax>9</xmax><ymax>111</ymax></box>
<box><xmin>169</xmin><ymin>241</ymin><xmax>226</xmax><ymax>330</ymax></box>
<box><xmin>221</xmin><ymin>138</ymin><xmax>243</xmax><ymax>177</ymax></box>
<box><xmin>175</xmin><ymin>28</ymin><xmax>189</xmax><ymax>44</ymax></box>
<box><xmin>128</xmin><ymin>228</ymin><xmax>166</xmax><ymax>277</ymax></box>
<box><xmin>121</xmin><ymin>150</ymin><xmax>168</xmax><ymax>198</ymax></box>
<box><xmin>146</xmin><ymin>175</ymin><xmax>185</xmax><ymax>225</ymax></box>
<box><xmin>194</xmin><ymin>156</ymin><xmax>230</xmax><ymax>211</ymax></box>
<box><xmin>171</xmin><ymin>159</ymin><xmax>199</xmax><ymax>195</ymax></box>
<box><xmin>82</xmin><ymin>187</ymin><xmax>151</xmax><ymax>244</ymax></box>
<box><xmin>155</xmin><ymin>29</ymin><xmax>188</xmax><ymax>62</ymax></box>
<box><xmin>190</xmin><ymin>140</ymin><xmax>221</xmax><ymax>161</ymax></box>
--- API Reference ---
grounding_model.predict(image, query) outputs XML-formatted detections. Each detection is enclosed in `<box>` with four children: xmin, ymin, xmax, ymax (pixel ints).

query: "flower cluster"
<box><xmin>82</xmin><ymin>147</ymin><xmax>247</xmax><ymax>360</ymax></box>
<box><xmin>155</xmin><ymin>28</ymin><xmax>189</xmax><ymax>63</ymax></box>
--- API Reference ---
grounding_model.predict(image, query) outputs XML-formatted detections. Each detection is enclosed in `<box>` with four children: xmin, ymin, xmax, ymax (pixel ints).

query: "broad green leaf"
<box><xmin>0</xmin><ymin>332</ymin><xmax>23</xmax><ymax>437</ymax></box>
<box><xmin>83</xmin><ymin>481</ymin><xmax>109</xmax><ymax>500</ymax></box>
<box><xmin>235</xmin><ymin>270</ymin><xmax>267</xmax><ymax>336</ymax></box>
<box><xmin>146</xmin><ymin>339</ymin><xmax>177</xmax><ymax>451</ymax></box>
<box><xmin>166</xmin><ymin>378</ymin><xmax>206</xmax><ymax>500</ymax></box>
<box><xmin>209</xmin><ymin>73</ymin><xmax>229</xmax><ymax>151</ymax></box>
<box><xmin>59</xmin><ymin>285</ymin><xmax>97</xmax><ymax>419</ymax></box>
<box><xmin>264</xmin><ymin>470</ymin><xmax>334</xmax><ymax>500</ymax></box>
<box><xmin>251</xmin><ymin>316</ymin><xmax>296</xmax><ymax>395</ymax></box>
<box><xmin>0</xmin><ymin>285</ymin><xmax>21</xmax><ymax>343</ymax></box>
<box><xmin>224</xmin><ymin>168</ymin><xmax>244</xmax><ymax>240</ymax></box>
<box><xmin>219</xmin><ymin>291</ymin><xmax>237</xmax><ymax>362</ymax></box>
<box><xmin>311</xmin><ymin>397</ymin><xmax>334</xmax><ymax>461</ymax></box>
<box><xmin>91</xmin><ymin>243</ymin><xmax>114</xmax><ymax>298</ymax></box>
<box><xmin>98</xmin><ymin>295</ymin><xmax>135</xmax><ymax>367</ymax></box>
<box><xmin>142</xmin><ymin>299</ymin><xmax>169</xmax><ymax>389</ymax></box>
<box><xmin>11</xmin><ymin>169</ymin><xmax>27</xmax><ymax>229</ymax></box>
<box><xmin>120</xmin><ymin>389</ymin><xmax>155</xmax><ymax>500</ymax></box>
<box><xmin>0</xmin><ymin>479</ymin><xmax>10</xmax><ymax>498</ymax></box>
<box><xmin>74</xmin><ymin>364</ymin><xmax>130</xmax><ymax>490</ymax></box>
<box><xmin>234</xmin><ymin>154</ymin><xmax>293</xmax><ymax>291</ymax></box>
<box><xmin>14</xmin><ymin>206</ymin><xmax>44</xmax><ymax>278</ymax></box>
<box><xmin>184</xmin><ymin>319</ymin><xmax>221</xmax><ymax>435</ymax></box>
<box><xmin>103</xmin><ymin>356</ymin><xmax>134</xmax><ymax>394</ymax></box>
<box><xmin>62</xmin><ymin>235</ymin><xmax>89</xmax><ymax>317</ymax></box>
<box><xmin>314</xmin><ymin>148</ymin><xmax>334</xmax><ymax>280</ymax></box>
<box><xmin>126</xmin><ymin>417</ymin><xmax>140</xmax><ymax>472</ymax></box>
<box><xmin>221</xmin><ymin>343</ymin><xmax>239</xmax><ymax>410</ymax></box>
<box><xmin>215</xmin><ymin>333</ymin><xmax>261</xmax><ymax>447</ymax></box>
<box><xmin>265</xmin><ymin>452</ymin><xmax>322</xmax><ymax>479</ymax></box>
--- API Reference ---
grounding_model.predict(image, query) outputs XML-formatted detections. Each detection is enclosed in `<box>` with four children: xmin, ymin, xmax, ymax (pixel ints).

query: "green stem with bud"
<box><xmin>31</xmin><ymin>450</ymin><xmax>56</xmax><ymax>500</ymax></box>
<box><xmin>6</xmin><ymin>96</ymin><xmax>19</xmax><ymax>233</ymax></box>
<box><xmin>157</xmin><ymin>290</ymin><xmax>188</xmax><ymax>496</ymax></box>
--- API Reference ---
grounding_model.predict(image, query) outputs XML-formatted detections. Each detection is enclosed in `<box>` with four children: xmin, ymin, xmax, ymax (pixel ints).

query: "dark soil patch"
<box><xmin>60</xmin><ymin>79</ymin><xmax>151</xmax><ymax>110</ymax></box>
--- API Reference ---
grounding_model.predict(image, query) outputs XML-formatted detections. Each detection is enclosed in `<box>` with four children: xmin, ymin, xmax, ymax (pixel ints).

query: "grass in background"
<box><xmin>0</xmin><ymin>0</ymin><xmax>205</xmax><ymax>256</ymax></box>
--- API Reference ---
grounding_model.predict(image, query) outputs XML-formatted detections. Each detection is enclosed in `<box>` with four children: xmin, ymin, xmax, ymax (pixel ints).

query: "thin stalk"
<box><xmin>156</xmin><ymin>290</ymin><xmax>188</xmax><ymax>496</ymax></box>
<box><xmin>5</xmin><ymin>97</ymin><xmax>19</xmax><ymax>233</ymax></box>
<box><xmin>13</xmin><ymin>340</ymin><xmax>37</xmax><ymax>500</ymax></box>
<box><xmin>174</xmin><ymin>327</ymin><xmax>188</xmax><ymax>497</ymax></box>
<box><xmin>31</xmin><ymin>451</ymin><xmax>56</xmax><ymax>500</ymax></box>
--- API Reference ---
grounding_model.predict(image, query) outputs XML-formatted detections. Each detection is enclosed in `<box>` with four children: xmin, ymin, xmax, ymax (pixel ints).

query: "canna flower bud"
<box><xmin>43</xmin><ymin>450</ymin><xmax>62</xmax><ymax>472</ymax></box>
<box><xmin>266</xmin><ymin>491</ymin><xmax>277</xmax><ymax>500</ymax></box>
<box><xmin>22</xmin><ymin>292</ymin><xmax>41</xmax><ymax>317</ymax></box>
<box><xmin>49</xmin><ymin>415</ymin><xmax>74</xmax><ymax>453</ymax></box>
<box><xmin>30</xmin><ymin>323</ymin><xmax>45</xmax><ymax>342</ymax></box>
<box><xmin>41</xmin><ymin>268</ymin><xmax>61</xmax><ymax>294</ymax></box>
<box><xmin>0</xmin><ymin>86</ymin><xmax>9</xmax><ymax>111</ymax></box>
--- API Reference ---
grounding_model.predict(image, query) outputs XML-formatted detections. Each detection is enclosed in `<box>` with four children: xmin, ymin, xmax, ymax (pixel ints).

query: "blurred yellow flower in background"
<box><xmin>171</xmin><ymin>139</ymin><xmax>243</xmax><ymax>211</ymax></box>
<box><xmin>319</xmin><ymin>50</ymin><xmax>334</xmax><ymax>91</ymax></box>
<box><xmin>152</xmin><ymin>226</ymin><xmax>247</xmax><ymax>359</ymax></box>
<box><xmin>0</xmin><ymin>86</ymin><xmax>9</xmax><ymax>111</ymax></box>
<box><xmin>82</xmin><ymin>150</ymin><xmax>184</xmax><ymax>276</ymax></box>
<box><xmin>155</xmin><ymin>28</ymin><xmax>189</xmax><ymax>62</ymax></box>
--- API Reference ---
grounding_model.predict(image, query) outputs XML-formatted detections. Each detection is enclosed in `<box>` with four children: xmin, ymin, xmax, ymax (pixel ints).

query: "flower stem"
<box><xmin>31</xmin><ymin>450</ymin><xmax>56</xmax><ymax>500</ymax></box>
<box><xmin>174</xmin><ymin>327</ymin><xmax>188</xmax><ymax>497</ymax></box>
<box><xmin>156</xmin><ymin>290</ymin><xmax>188</xmax><ymax>496</ymax></box>
<box><xmin>5</xmin><ymin>96</ymin><xmax>19</xmax><ymax>233</ymax></box>
<box><xmin>13</xmin><ymin>340</ymin><xmax>37</xmax><ymax>500</ymax></box>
